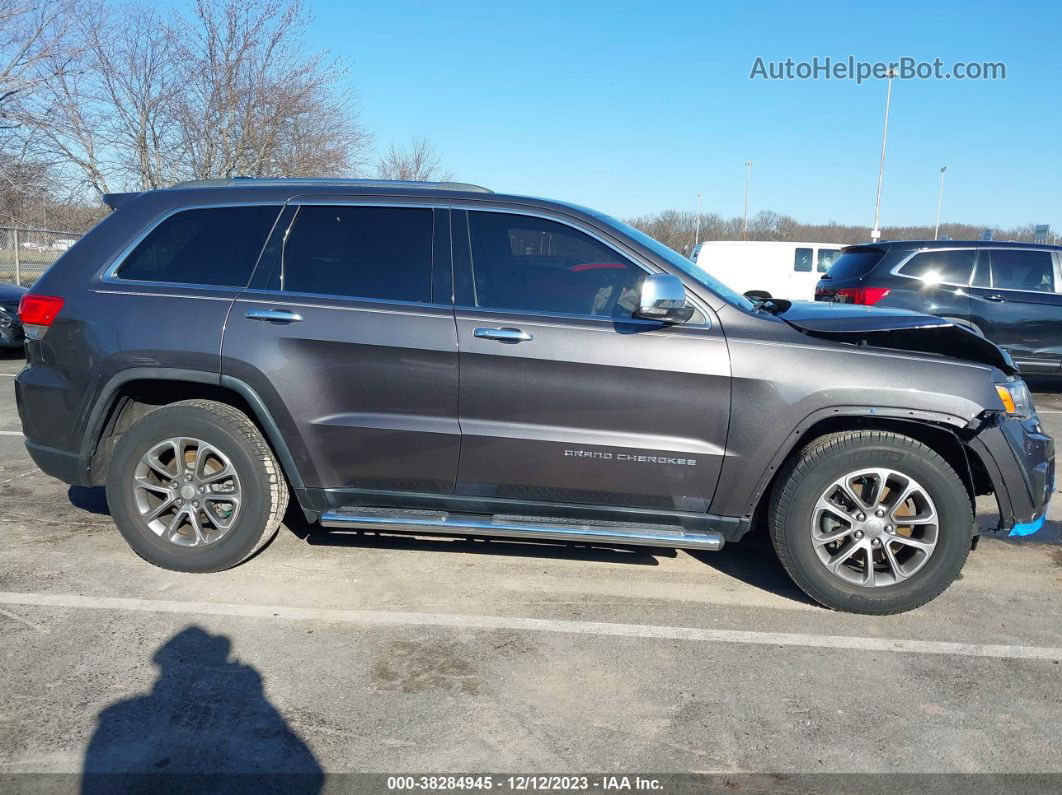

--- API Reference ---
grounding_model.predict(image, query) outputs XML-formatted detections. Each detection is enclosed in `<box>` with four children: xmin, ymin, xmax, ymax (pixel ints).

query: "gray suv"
<box><xmin>14</xmin><ymin>179</ymin><xmax>1054</xmax><ymax>614</ymax></box>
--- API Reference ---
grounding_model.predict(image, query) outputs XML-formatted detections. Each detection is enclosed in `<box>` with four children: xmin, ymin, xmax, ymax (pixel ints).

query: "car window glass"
<box><xmin>793</xmin><ymin>247</ymin><xmax>812</xmax><ymax>272</ymax></box>
<box><xmin>816</xmin><ymin>248</ymin><xmax>841</xmax><ymax>273</ymax></box>
<box><xmin>825</xmin><ymin>248</ymin><xmax>885</xmax><ymax>279</ymax></box>
<box><xmin>466</xmin><ymin>211</ymin><xmax>645</xmax><ymax>318</ymax></box>
<box><xmin>282</xmin><ymin>206</ymin><xmax>433</xmax><ymax>302</ymax></box>
<box><xmin>990</xmin><ymin>249</ymin><xmax>1055</xmax><ymax>292</ymax></box>
<box><xmin>116</xmin><ymin>206</ymin><xmax>280</xmax><ymax>287</ymax></box>
<box><xmin>897</xmin><ymin>249</ymin><xmax>974</xmax><ymax>284</ymax></box>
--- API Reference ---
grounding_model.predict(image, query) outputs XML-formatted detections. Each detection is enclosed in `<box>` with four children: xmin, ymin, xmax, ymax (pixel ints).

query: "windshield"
<box><xmin>599</xmin><ymin>216</ymin><xmax>757</xmax><ymax>311</ymax></box>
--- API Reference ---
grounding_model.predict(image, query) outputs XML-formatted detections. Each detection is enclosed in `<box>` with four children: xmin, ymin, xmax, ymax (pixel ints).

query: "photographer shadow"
<box><xmin>82</xmin><ymin>626</ymin><xmax>323</xmax><ymax>793</ymax></box>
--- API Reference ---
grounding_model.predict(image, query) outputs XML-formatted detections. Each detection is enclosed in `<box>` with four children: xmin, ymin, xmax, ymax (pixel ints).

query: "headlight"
<box><xmin>995</xmin><ymin>379</ymin><xmax>1035</xmax><ymax>418</ymax></box>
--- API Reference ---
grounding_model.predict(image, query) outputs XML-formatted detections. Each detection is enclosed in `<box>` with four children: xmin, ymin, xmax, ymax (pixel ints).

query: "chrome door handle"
<box><xmin>473</xmin><ymin>327</ymin><xmax>533</xmax><ymax>343</ymax></box>
<box><xmin>984</xmin><ymin>294</ymin><xmax>1006</xmax><ymax>302</ymax></box>
<box><xmin>245</xmin><ymin>308</ymin><xmax>303</xmax><ymax>323</ymax></box>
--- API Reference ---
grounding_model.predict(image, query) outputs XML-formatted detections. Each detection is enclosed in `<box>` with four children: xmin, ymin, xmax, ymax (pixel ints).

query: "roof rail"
<box><xmin>166</xmin><ymin>177</ymin><xmax>493</xmax><ymax>193</ymax></box>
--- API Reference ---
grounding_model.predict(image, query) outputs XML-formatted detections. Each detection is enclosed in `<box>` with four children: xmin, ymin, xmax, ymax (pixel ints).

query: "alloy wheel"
<box><xmin>811</xmin><ymin>467</ymin><xmax>939</xmax><ymax>587</ymax></box>
<box><xmin>132</xmin><ymin>436</ymin><xmax>242</xmax><ymax>547</ymax></box>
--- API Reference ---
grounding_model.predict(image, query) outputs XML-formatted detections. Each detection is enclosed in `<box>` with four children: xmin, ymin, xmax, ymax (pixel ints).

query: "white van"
<box><xmin>691</xmin><ymin>241</ymin><xmax>844</xmax><ymax>301</ymax></box>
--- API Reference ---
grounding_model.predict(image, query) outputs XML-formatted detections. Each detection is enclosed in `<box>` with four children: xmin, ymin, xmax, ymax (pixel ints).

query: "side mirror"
<box><xmin>635</xmin><ymin>273</ymin><xmax>695</xmax><ymax>324</ymax></box>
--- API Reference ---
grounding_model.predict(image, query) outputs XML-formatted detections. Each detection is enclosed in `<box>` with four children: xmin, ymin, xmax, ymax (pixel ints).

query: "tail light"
<box><xmin>18</xmin><ymin>294</ymin><xmax>65</xmax><ymax>340</ymax></box>
<box><xmin>832</xmin><ymin>287</ymin><xmax>891</xmax><ymax>305</ymax></box>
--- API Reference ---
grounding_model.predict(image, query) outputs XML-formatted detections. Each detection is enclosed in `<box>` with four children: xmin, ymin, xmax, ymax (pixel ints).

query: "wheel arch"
<box><xmin>741</xmin><ymin>412</ymin><xmax>981</xmax><ymax>539</ymax></box>
<box><xmin>83</xmin><ymin>369</ymin><xmax>307</xmax><ymax>493</ymax></box>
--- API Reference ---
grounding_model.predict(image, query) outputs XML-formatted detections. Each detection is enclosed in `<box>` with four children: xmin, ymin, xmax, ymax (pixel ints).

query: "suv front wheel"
<box><xmin>106</xmin><ymin>399</ymin><xmax>288</xmax><ymax>572</ymax></box>
<box><xmin>769</xmin><ymin>430</ymin><xmax>973</xmax><ymax>614</ymax></box>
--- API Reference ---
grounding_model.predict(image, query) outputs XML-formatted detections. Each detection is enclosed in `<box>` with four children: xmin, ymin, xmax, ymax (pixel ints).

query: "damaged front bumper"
<box><xmin>966</xmin><ymin>412</ymin><xmax>1054</xmax><ymax>537</ymax></box>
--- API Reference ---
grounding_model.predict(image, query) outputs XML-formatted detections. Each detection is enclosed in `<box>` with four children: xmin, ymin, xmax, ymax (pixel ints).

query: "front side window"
<box><xmin>282</xmin><ymin>205</ymin><xmax>433</xmax><ymax>302</ymax></box>
<box><xmin>816</xmin><ymin>248</ymin><xmax>841</xmax><ymax>273</ymax></box>
<box><xmin>465</xmin><ymin>211</ymin><xmax>644</xmax><ymax>317</ymax></box>
<box><xmin>898</xmin><ymin>249</ymin><xmax>975</xmax><ymax>285</ymax></box>
<box><xmin>793</xmin><ymin>247</ymin><xmax>813</xmax><ymax>272</ymax></box>
<box><xmin>990</xmin><ymin>249</ymin><xmax>1055</xmax><ymax>292</ymax></box>
<box><xmin>116</xmin><ymin>206</ymin><xmax>280</xmax><ymax>287</ymax></box>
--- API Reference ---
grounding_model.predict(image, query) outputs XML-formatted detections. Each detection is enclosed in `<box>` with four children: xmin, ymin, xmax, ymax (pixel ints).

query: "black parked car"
<box><xmin>0</xmin><ymin>282</ymin><xmax>28</xmax><ymax>349</ymax></box>
<box><xmin>816</xmin><ymin>240</ymin><xmax>1062</xmax><ymax>375</ymax></box>
<box><xmin>14</xmin><ymin>180</ymin><xmax>1053</xmax><ymax>614</ymax></box>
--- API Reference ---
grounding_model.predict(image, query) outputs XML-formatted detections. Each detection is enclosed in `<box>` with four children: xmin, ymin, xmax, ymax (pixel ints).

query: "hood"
<box><xmin>779</xmin><ymin>302</ymin><xmax>1017</xmax><ymax>375</ymax></box>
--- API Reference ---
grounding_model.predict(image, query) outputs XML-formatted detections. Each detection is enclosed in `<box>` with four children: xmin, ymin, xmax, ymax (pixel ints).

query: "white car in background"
<box><xmin>691</xmin><ymin>241</ymin><xmax>843</xmax><ymax>301</ymax></box>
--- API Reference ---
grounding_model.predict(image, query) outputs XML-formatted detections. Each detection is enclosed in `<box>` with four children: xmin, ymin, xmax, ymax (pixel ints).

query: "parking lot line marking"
<box><xmin>1</xmin><ymin>591</ymin><xmax>1059</xmax><ymax>662</ymax></box>
<box><xmin>0</xmin><ymin>605</ymin><xmax>49</xmax><ymax>633</ymax></box>
<box><xmin>0</xmin><ymin>431</ymin><xmax>21</xmax><ymax>435</ymax></box>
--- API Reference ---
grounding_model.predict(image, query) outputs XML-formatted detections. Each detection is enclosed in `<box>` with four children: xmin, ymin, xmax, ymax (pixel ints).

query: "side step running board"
<box><xmin>319</xmin><ymin>508</ymin><xmax>724</xmax><ymax>551</ymax></box>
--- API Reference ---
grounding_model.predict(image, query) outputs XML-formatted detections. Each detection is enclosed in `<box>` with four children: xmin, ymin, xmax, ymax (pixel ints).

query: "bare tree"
<box><xmin>627</xmin><ymin>208</ymin><xmax>1052</xmax><ymax>248</ymax></box>
<box><xmin>625</xmin><ymin>209</ymin><xmax>728</xmax><ymax>255</ymax></box>
<box><xmin>172</xmin><ymin>0</ymin><xmax>370</xmax><ymax>180</ymax></box>
<box><xmin>375</xmin><ymin>136</ymin><xmax>452</xmax><ymax>181</ymax></box>
<box><xmin>25</xmin><ymin>0</ymin><xmax>370</xmax><ymax>197</ymax></box>
<box><xmin>25</xmin><ymin>0</ymin><xmax>180</xmax><ymax>196</ymax></box>
<box><xmin>0</xmin><ymin>0</ymin><xmax>80</xmax><ymax>130</ymax></box>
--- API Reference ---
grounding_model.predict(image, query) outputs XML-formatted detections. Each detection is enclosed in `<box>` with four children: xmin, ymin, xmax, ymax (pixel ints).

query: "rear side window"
<box><xmin>465</xmin><ymin>211</ymin><xmax>644</xmax><ymax>317</ymax></box>
<box><xmin>116</xmin><ymin>206</ymin><xmax>280</xmax><ymax>287</ymax></box>
<box><xmin>816</xmin><ymin>248</ymin><xmax>841</xmax><ymax>273</ymax></box>
<box><xmin>793</xmin><ymin>247</ymin><xmax>813</xmax><ymax>272</ymax></box>
<box><xmin>825</xmin><ymin>247</ymin><xmax>886</xmax><ymax>279</ymax></box>
<box><xmin>990</xmin><ymin>249</ymin><xmax>1055</xmax><ymax>292</ymax></box>
<box><xmin>282</xmin><ymin>206</ymin><xmax>433</xmax><ymax>302</ymax></box>
<box><xmin>898</xmin><ymin>249</ymin><xmax>975</xmax><ymax>284</ymax></box>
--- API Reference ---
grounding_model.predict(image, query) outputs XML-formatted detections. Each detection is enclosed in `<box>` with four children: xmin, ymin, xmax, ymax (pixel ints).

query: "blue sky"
<box><xmin>308</xmin><ymin>0</ymin><xmax>1058</xmax><ymax>229</ymax></box>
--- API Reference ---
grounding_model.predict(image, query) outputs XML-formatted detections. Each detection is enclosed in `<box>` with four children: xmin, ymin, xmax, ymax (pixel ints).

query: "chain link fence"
<box><xmin>0</xmin><ymin>227</ymin><xmax>83</xmax><ymax>287</ymax></box>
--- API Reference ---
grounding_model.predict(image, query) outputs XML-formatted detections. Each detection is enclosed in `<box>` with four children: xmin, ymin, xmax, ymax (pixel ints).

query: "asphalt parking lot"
<box><xmin>0</xmin><ymin>350</ymin><xmax>1059</xmax><ymax>782</ymax></box>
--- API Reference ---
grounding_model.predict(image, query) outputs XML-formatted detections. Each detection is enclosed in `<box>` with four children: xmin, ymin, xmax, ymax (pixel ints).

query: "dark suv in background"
<box><xmin>14</xmin><ymin>179</ymin><xmax>1054</xmax><ymax>615</ymax></box>
<box><xmin>816</xmin><ymin>240</ymin><xmax>1062</xmax><ymax>375</ymax></box>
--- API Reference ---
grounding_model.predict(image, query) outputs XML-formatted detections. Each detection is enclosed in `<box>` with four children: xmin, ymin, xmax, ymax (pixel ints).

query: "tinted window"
<box><xmin>824</xmin><ymin>247</ymin><xmax>886</xmax><ymax>280</ymax></box>
<box><xmin>283</xmin><ymin>206</ymin><xmax>433</xmax><ymax>302</ymax></box>
<box><xmin>816</xmin><ymin>248</ymin><xmax>841</xmax><ymax>273</ymax></box>
<box><xmin>990</xmin><ymin>249</ymin><xmax>1055</xmax><ymax>292</ymax></box>
<box><xmin>466</xmin><ymin>211</ymin><xmax>644</xmax><ymax>317</ymax></box>
<box><xmin>116</xmin><ymin>206</ymin><xmax>279</xmax><ymax>287</ymax></box>
<box><xmin>898</xmin><ymin>249</ymin><xmax>975</xmax><ymax>284</ymax></box>
<box><xmin>793</xmin><ymin>247</ymin><xmax>813</xmax><ymax>272</ymax></box>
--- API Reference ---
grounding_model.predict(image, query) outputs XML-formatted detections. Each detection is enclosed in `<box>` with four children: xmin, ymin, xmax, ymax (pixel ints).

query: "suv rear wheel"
<box><xmin>106</xmin><ymin>399</ymin><xmax>288</xmax><ymax>572</ymax></box>
<box><xmin>769</xmin><ymin>430</ymin><xmax>973</xmax><ymax>614</ymax></box>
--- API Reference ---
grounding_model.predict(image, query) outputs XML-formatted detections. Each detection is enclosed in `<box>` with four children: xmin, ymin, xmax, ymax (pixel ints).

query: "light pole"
<box><xmin>871</xmin><ymin>69</ymin><xmax>895</xmax><ymax>242</ymax></box>
<box><xmin>693</xmin><ymin>192</ymin><xmax>702</xmax><ymax>256</ymax></box>
<box><xmin>742</xmin><ymin>160</ymin><xmax>753</xmax><ymax>240</ymax></box>
<box><xmin>934</xmin><ymin>166</ymin><xmax>948</xmax><ymax>240</ymax></box>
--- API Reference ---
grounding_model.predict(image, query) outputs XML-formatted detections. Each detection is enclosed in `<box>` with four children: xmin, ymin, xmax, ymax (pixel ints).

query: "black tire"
<box><xmin>768</xmin><ymin>430</ymin><xmax>973</xmax><ymax>615</ymax></box>
<box><xmin>106</xmin><ymin>399</ymin><xmax>288</xmax><ymax>572</ymax></box>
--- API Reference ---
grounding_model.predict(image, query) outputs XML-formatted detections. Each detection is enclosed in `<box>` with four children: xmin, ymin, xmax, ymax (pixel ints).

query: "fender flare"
<box><xmin>940</xmin><ymin>316</ymin><xmax>986</xmax><ymax>338</ymax></box>
<box><xmin>82</xmin><ymin>367</ymin><xmax>305</xmax><ymax>489</ymax></box>
<box><xmin>738</xmin><ymin>404</ymin><xmax>974</xmax><ymax>521</ymax></box>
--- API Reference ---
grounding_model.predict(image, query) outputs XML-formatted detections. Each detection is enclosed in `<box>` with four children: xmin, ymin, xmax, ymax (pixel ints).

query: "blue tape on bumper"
<box><xmin>1009</xmin><ymin>514</ymin><xmax>1047</xmax><ymax>537</ymax></box>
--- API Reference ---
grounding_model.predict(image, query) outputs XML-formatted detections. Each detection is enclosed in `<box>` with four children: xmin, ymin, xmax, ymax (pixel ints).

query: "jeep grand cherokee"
<box><xmin>14</xmin><ymin>179</ymin><xmax>1053</xmax><ymax>614</ymax></box>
